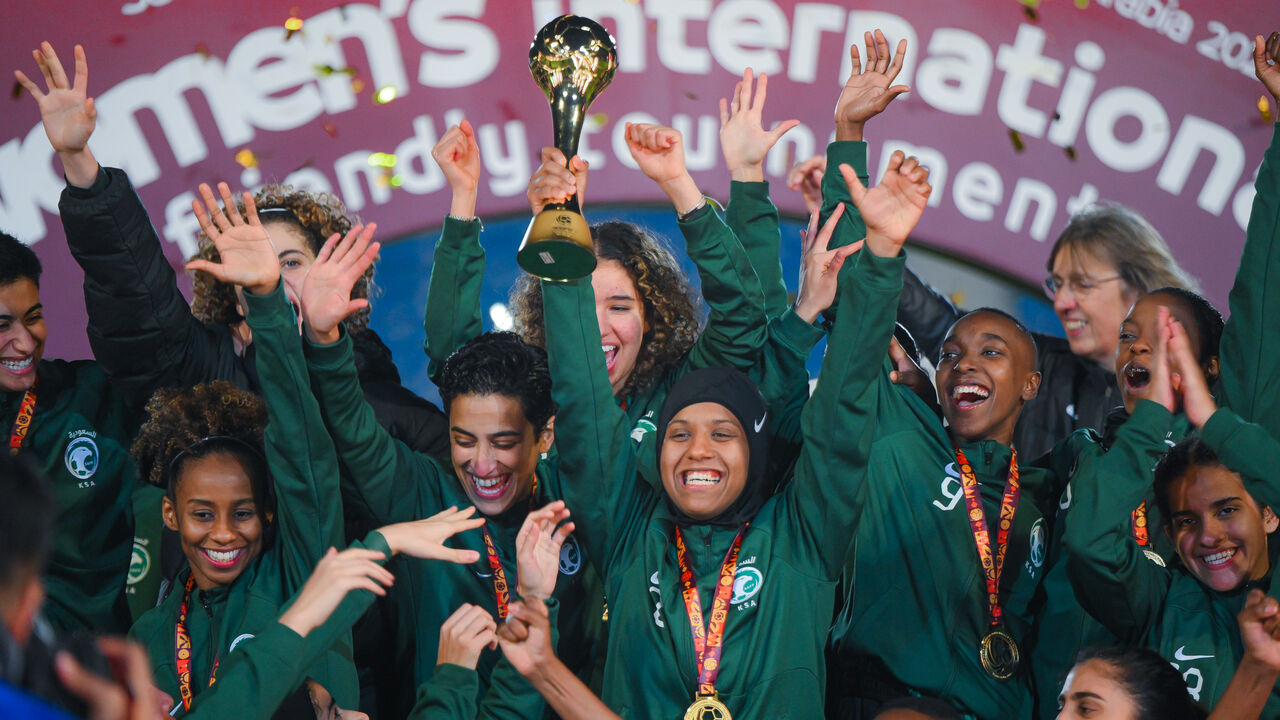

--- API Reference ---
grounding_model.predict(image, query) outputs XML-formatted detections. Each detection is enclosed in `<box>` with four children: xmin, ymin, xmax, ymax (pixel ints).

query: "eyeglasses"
<box><xmin>1042</xmin><ymin>274</ymin><xmax>1123</xmax><ymax>300</ymax></box>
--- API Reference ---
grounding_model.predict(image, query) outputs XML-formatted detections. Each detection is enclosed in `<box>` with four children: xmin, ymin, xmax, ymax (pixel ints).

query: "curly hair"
<box><xmin>438</xmin><ymin>332</ymin><xmax>558</xmax><ymax>432</ymax></box>
<box><xmin>189</xmin><ymin>184</ymin><xmax>376</xmax><ymax>332</ymax></box>
<box><xmin>131</xmin><ymin>381</ymin><xmax>270</xmax><ymax>507</ymax></box>
<box><xmin>509</xmin><ymin>221</ymin><xmax>700</xmax><ymax>398</ymax></box>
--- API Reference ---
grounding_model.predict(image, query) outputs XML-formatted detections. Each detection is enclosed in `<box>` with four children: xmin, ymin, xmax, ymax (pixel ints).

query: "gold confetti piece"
<box><xmin>589</xmin><ymin>112</ymin><xmax>609</xmax><ymax>128</ymax></box>
<box><xmin>235</xmin><ymin>148</ymin><xmax>259</xmax><ymax>169</ymax></box>
<box><xmin>285</xmin><ymin>17</ymin><xmax>303</xmax><ymax>31</ymax></box>
<box><xmin>1064</xmin><ymin>146</ymin><xmax>1078</xmax><ymax>160</ymax></box>
<box><xmin>314</xmin><ymin>64</ymin><xmax>357</xmax><ymax>77</ymax></box>
<box><xmin>195</xmin><ymin>43</ymin><xmax>211</xmax><ymax>59</ymax></box>
<box><xmin>323</xmin><ymin>122</ymin><xmax>338</xmax><ymax>138</ymax></box>
<box><xmin>1023</xmin><ymin>6</ymin><xmax>1038</xmax><ymax>20</ymax></box>
<box><xmin>1008</xmin><ymin>129</ymin><xmax>1025</xmax><ymax>152</ymax></box>
<box><xmin>683</xmin><ymin>91</ymin><xmax>698</xmax><ymax>100</ymax></box>
<box><xmin>950</xmin><ymin>289</ymin><xmax>967</xmax><ymax>307</ymax></box>
<box><xmin>367</xmin><ymin>152</ymin><xmax>397</xmax><ymax>168</ymax></box>
<box><xmin>1075</xmin><ymin>0</ymin><xmax>1089</xmax><ymax>8</ymax></box>
<box><xmin>12</xmin><ymin>80</ymin><xmax>25</xmax><ymax>99</ymax></box>
<box><xmin>351</xmin><ymin>79</ymin><xmax>365</xmax><ymax>93</ymax></box>
<box><xmin>373</xmin><ymin>85</ymin><xmax>397</xmax><ymax>104</ymax></box>
<box><xmin>389</xmin><ymin>175</ymin><xmax>404</xmax><ymax>188</ymax></box>
<box><xmin>1261</xmin><ymin>95</ymin><xmax>1273</xmax><ymax>124</ymax></box>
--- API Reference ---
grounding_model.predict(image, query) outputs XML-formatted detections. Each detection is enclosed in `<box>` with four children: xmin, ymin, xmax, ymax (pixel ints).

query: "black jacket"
<box><xmin>898</xmin><ymin>266</ymin><xmax>1119</xmax><ymax>460</ymax></box>
<box><xmin>58</xmin><ymin>166</ymin><xmax>449</xmax><ymax>462</ymax></box>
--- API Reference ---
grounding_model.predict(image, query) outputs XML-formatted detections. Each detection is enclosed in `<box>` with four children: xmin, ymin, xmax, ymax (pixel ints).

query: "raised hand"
<box><xmin>835</xmin><ymin>30</ymin><xmax>909</xmax><ymax>142</ymax></box>
<box><xmin>528</xmin><ymin>146</ymin><xmax>589</xmax><ymax>215</ymax></box>
<box><xmin>277</xmin><ymin>546</ymin><xmax>395</xmax><ymax>638</ymax></box>
<box><xmin>1256</xmin><ymin>33</ymin><xmax>1280</xmax><ymax>107</ymax></box>
<box><xmin>377</xmin><ymin>506</ymin><xmax>485</xmax><ymax>565</ymax></box>
<box><xmin>299</xmin><ymin>224</ymin><xmax>380</xmax><ymax>345</ymax></box>
<box><xmin>719</xmin><ymin>68</ymin><xmax>800</xmax><ymax>182</ymax></box>
<box><xmin>1166</xmin><ymin>314</ymin><xmax>1217</xmax><ymax>428</ymax></box>
<box><xmin>839</xmin><ymin>151</ymin><xmax>931</xmax><ymax>257</ymax></box>
<box><xmin>14</xmin><ymin>43</ymin><xmax>99</xmax><ymax>187</ymax></box>
<box><xmin>1143</xmin><ymin>305</ymin><xmax>1177</xmax><ymax>413</ymax></box>
<box><xmin>496</xmin><ymin>597</ymin><xmax>555</xmax><ymax>679</ymax></box>
<box><xmin>515</xmin><ymin>500</ymin><xmax>575</xmax><ymax>601</ymax></box>
<box><xmin>185</xmin><ymin>182</ymin><xmax>279</xmax><ymax>296</ymax></box>
<box><xmin>793</xmin><ymin>204</ymin><xmax>860</xmax><ymax>323</ymax></box>
<box><xmin>437</xmin><ymin>603</ymin><xmax>498</xmax><ymax>670</ymax></box>
<box><xmin>432</xmin><ymin>119</ymin><xmax>483</xmax><ymax>218</ymax></box>
<box><xmin>625</xmin><ymin>122</ymin><xmax>703</xmax><ymax>215</ymax></box>
<box><xmin>787</xmin><ymin>155</ymin><xmax>826</xmax><ymax>214</ymax></box>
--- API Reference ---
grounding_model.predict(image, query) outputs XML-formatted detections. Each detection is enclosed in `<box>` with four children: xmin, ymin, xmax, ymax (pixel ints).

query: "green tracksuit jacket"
<box><xmin>541</xmin><ymin>243</ymin><xmax>897</xmax><ymax>719</ymax></box>
<box><xmin>129</xmin><ymin>284</ymin><xmax>356</xmax><ymax>714</ymax></box>
<box><xmin>824</xmin><ymin>250</ymin><xmax>1081</xmax><ymax>720</ymax></box>
<box><xmin>422</xmin><ymin>204</ymin><xmax>768</xmax><ymax>488</ymax></box>
<box><xmin>1064</xmin><ymin>401</ymin><xmax>1280</xmax><ymax>714</ymax></box>
<box><xmin>2</xmin><ymin>360</ymin><xmax>137</xmax><ymax>634</ymax></box>
<box><xmin>304</xmin><ymin>328</ymin><xmax>601</xmax><ymax>719</ymax></box>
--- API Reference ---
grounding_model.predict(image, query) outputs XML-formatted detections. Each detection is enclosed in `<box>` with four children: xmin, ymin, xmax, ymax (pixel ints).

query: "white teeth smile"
<box><xmin>602</xmin><ymin>345</ymin><xmax>619</xmax><ymax>370</ymax></box>
<box><xmin>1064</xmin><ymin>320</ymin><xmax>1086</xmax><ymax>331</ymax></box>
<box><xmin>203</xmin><ymin>548</ymin><xmax>243</xmax><ymax>565</ymax></box>
<box><xmin>1202</xmin><ymin>549</ymin><xmax>1236</xmax><ymax>568</ymax></box>
<box><xmin>470</xmin><ymin>473</ymin><xmax>510</xmax><ymax>499</ymax></box>
<box><xmin>1</xmin><ymin>357</ymin><xmax>33</xmax><ymax>372</ymax></box>
<box><xmin>683</xmin><ymin>470</ymin><xmax>722</xmax><ymax>487</ymax></box>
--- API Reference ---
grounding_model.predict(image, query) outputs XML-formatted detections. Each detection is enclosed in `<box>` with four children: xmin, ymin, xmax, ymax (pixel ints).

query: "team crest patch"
<box><xmin>1028</xmin><ymin>518</ymin><xmax>1046</xmax><ymax>569</ymax></box>
<box><xmin>630</xmin><ymin>417</ymin><xmax>656</xmax><ymax>444</ymax></box>
<box><xmin>127</xmin><ymin>541</ymin><xmax>151</xmax><ymax>585</ymax></box>
<box><xmin>731</xmin><ymin>567</ymin><xmax>762</xmax><ymax>605</ymax></box>
<box><xmin>229</xmin><ymin>634</ymin><xmax>255</xmax><ymax>652</ymax></box>
<box><xmin>558</xmin><ymin>535</ymin><xmax>582</xmax><ymax>575</ymax></box>
<box><xmin>1143</xmin><ymin>549</ymin><xmax>1167</xmax><ymax>567</ymax></box>
<box><xmin>64</xmin><ymin>434</ymin><xmax>100</xmax><ymax>480</ymax></box>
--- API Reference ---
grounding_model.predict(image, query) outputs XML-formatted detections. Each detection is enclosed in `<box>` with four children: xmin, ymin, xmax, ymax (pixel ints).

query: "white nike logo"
<box><xmin>753</xmin><ymin>414</ymin><xmax>767</xmax><ymax>433</ymax></box>
<box><xmin>1174</xmin><ymin>646</ymin><xmax>1214</xmax><ymax>661</ymax></box>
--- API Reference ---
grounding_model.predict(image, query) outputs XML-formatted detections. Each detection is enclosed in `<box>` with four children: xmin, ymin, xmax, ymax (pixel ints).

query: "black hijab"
<box><xmin>656</xmin><ymin>368</ymin><xmax>770</xmax><ymax>527</ymax></box>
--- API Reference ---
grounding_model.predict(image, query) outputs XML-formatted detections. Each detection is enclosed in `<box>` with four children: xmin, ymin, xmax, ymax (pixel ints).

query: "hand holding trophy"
<box><xmin>519</xmin><ymin>15</ymin><xmax>618</xmax><ymax>281</ymax></box>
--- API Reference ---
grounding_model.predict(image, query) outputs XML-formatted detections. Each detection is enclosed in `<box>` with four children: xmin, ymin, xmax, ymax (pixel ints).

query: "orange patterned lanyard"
<box><xmin>8</xmin><ymin>379</ymin><xmax>37</xmax><ymax>455</ymax></box>
<box><xmin>175</xmin><ymin>575</ymin><xmax>219</xmax><ymax>711</ymax></box>
<box><xmin>955</xmin><ymin>447</ymin><xmax>1020</xmax><ymax>630</ymax></box>
<box><xmin>674</xmin><ymin>524</ymin><xmax>747</xmax><ymax>696</ymax></box>
<box><xmin>480</xmin><ymin>473</ymin><xmax>538</xmax><ymax>619</ymax></box>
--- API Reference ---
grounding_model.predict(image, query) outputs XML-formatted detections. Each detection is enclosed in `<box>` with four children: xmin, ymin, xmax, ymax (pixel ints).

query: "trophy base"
<box><xmin>518</xmin><ymin>208</ymin><xmax>597</xmax><ymax>281</ymax></box>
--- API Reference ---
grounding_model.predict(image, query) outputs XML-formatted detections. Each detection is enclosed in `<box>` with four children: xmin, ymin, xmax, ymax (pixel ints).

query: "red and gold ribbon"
<box><xmin>8</xmin><ymin>379</ymin><xmax>36</xmax><ymax>455</ymax></box>
<box><xmin>955</xmin><ymin>447</ymin><xmax>1021</xmax><ymax>630</ymax></box>
<box><xmin>675</xmin><ymin>524</ymin><xmax>747</xmax><ymax>696</ymax></box>
<box><xmin>175</xmin><ymin>575</ymin><xmax>219</xmax><ymax>712</ymax></box>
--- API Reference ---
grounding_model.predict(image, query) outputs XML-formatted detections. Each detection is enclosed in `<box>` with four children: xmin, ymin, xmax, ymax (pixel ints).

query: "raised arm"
<box><xmin>541</xmin><ymin>276</ymin><xmax>649</xmax><ymax>577</ymax></box>
<box><xmin>299</xmin><ymin>222</ymin><xmax>453</xmax><ymax>524</ymax></box>
<box><xmin>1216</xmin><ymin>34</ymin><xmax>1280</xmax><ymax>436</ymax></box>
<box><xmin>787</xmin><ymin>152</ymin><xmax>931</xmax><ymax>578</ymax></box>
<box><xmin>719</xmin><ymin>68</ymin><xmax>799</xmax><ymax>317</ymax></box>
<box><xmin>424</xmin><ymin>120</ymin><xmax>486</xmax><ymax>383</ymax></box>
<box><xmin>626</xmin><ymin>122</ymin><xmax>769</xmax><ymax>371</ymax></box>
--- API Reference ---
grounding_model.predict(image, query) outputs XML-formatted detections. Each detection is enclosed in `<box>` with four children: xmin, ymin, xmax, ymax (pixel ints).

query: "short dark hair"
<box><xmin>874</xmin><ymin>695</ymin><xmax>963</xmax><ymax>720</ymax></box>
<box><xmin>0</xmin><ymin>452</ymin><xmax>56</xmax><ymax>590</ymax></box>
<box><xmin>1073</xmin><ymin>645</ymin><xmax>1207</xmax><ymax>720</ymax></box>
<box><xmin>943</xmin><ymin>307</ymin><xmax>1038</xmax><ymax>366</ymax></box>
<box><xmin>0</xmin><ymin>232</ymin><xmax>42</xmax><ymax>288</ymax></box>
<box><xmin>1153</xmin><ymin>437</ymin><xmax>1229</xmax><ymax>528</ymax></box>
<box><xmin>437</xmin><ymin>332</ymin><xmax>557</xmax><ymax>432</ymax></box>
<box><xmin>1145</xmin><ymin>287</ymin><xmax>1224</xmax><ymax>374</ymax></box>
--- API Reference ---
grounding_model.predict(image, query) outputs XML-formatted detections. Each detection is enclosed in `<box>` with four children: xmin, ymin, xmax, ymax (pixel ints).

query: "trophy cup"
<box><xmin>519</xmin><ymin>15</ymin><xmax>618</xmax><ymax>281</ymax></box>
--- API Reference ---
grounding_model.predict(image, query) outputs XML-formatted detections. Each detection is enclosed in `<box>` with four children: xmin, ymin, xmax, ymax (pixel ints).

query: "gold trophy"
<box><xmin>519</xmin><ymin>15</ymin><xmax>618</xmax><ymax>280</ymax></box>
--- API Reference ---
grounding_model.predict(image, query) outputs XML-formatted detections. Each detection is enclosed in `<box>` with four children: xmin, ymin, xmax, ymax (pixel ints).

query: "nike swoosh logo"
<box><xmin>753</xmin><ymin>414</ymin><xmax>767</xmax><ymax>433</ymax></box>
<box><xmin>1174</xmin><ymin>646</ymin><xmax>1214</xmax><ymax>661</ymax></box>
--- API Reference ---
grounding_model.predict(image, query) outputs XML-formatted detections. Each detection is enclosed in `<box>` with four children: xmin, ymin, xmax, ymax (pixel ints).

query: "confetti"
<box><xmin>1023</xmin><ymin>6</ymin><xmax>1038</xmax><ymax>21</ymax></box>
<box><xmin>1261</xmin><ymin>95</ymin><xmax>1273</xmax><ymax>124</ymax></box>
<box><xmin>1064</xmin><ymin>146</ymin><xmax>1078</xmax><ymax>160</ymax></box>
<box><xmin>235</xmin><ymin>148</ymin><xmax>259</xmax><ymax>169</ymax></box>
<box><xmin>285</xmin><ymin>17</ymin><xmax>303</xmax><ymax>40</ymax></box>
<box><xmin>195</xmin><ymin>43</ymin><xmax>211</xmax><ymax>59</ymax></box>
<box><xmin>1075</xmin><ymin>0</ymin><xmax>1089</xmax><ymax>8</ymax></box>
<box><xmin>323</xmin><ymin>122</ymin><xmax>338</xmax><ymax>138</ymax></box>
<box><xmin>373</xmin><ymin>85</ymin><xmax>398</xmax><ymax>104</ymax></box>
<box><xmin>683</xmin><ymin>91</ymin><xmax>698</xmax><ymax>100</ymax></box>
<box><xmin>12</xmin><ymin>80</ymin><xmax>25</xmax><ymax>100</ymax></box>
<box><xmin>389</xmin><ymin>175</ymin><xmax>404</xmax><ymax>188</ymax></box>
<box><xmin>351</xmin><ymin>79</ymin><xmax>366</xmax><ymax>93</ymax></box>
<box><xmin>314</xmin><ymin>64</ymin><xmax>357</xmax><ymax>77</ymax></box>
<box><xmin>1008</xmin><ymin>129</ymin><xmax>1025</xmax><ymax>152</ymax></box>
<box><xmin>949</xmin><ymin>290</ymin><xmax>967</xmax><ymax>307</ymax></box>
<box><xmin>367</xmin><ymin>152</ymin><xmax>397</xmax><ymax>168</ymax></box>
<box><xmin>589</xmin><ymin>112</ymin><xmax>609</xmax><ymax>128</ymax></box>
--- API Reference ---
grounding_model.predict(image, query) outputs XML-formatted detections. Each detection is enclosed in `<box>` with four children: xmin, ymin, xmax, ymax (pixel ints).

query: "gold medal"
<box><xmin>979</xmin><ymin>628</ymin><xmax>1021</xmax><ymax>681</ymax></box>
<box><xmin>684</xmin><ymin>693</ymin><xmax>733</xmax><ymax>720</ymax></box>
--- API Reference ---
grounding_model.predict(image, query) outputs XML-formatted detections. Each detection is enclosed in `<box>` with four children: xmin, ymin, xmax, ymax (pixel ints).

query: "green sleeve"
<box><xmin>1062</xmin><ymin>400</ymin><xmax>1176</xmax><ymax>644</ymax></box>
<box><xmin>1199</xmin><ymin>407</ymin><xmax>1280</xmax><ymax>511</ymax></box>
<box><xmin>542</xmin><ymin>278</ymin><xmax>649</xmax><ymax>579</ymax></box>
<box><xmin>305</xmin><ymin>331</ymin><xmax>451</xmax><ymax>524</ymax></box>
<box><xmin>676</xmin><ymin>204</ymin><xmax>770</xmax><ymax>373</ymax></box>
<box><xmin>1217</xmin><ymin>123</ymin><xmax>1280</xmax><ymax>438</ymax></box>
<box><xmin>786</xmin><ymin>248</ymin><xmax>904</xmax><ymax>578</ymax></box>
<box><xmin>474</xmin><ymin>599</ymin><xmax>562</xmax><ymax>720</ymax></box>
<box><xmin>184</xmin><ymin>532</ymin><xmax>389</xmax><ymax>720</ymax></box>
<box><xmin>727</xmin><ymin>180</ymin><xmax>789</xmax><ymax>317</ymax></box>
<box><xmin>424</xmin><ymin>216</ymin><xmax>486</xmax><ymax>384</ymax></box>
<box><xmin>243</xmin><ymin>283</ymin><xmax>343</xmax><ymax>589</ymax></box>
<box><xmin>755</xmin><ymin>309</ymin><xmax>825</xmax><ymax>449</ymax></box>
<box><xmin>819</xmin><ymin>141</ymin><xmax>869</xmax><ymax>251</ymax></box>
<box><xmin>406</xmin><ymin>662</ymin><xmax>480</xmax><ymax>720</ymax></box>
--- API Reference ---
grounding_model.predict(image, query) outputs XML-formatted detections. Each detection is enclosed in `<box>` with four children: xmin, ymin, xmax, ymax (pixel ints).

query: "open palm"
<box><xmin>516</xmin><ymin>501</ymin><xmax>574</xmax><ymax>601</ymax></box>
<box><xmin>300</xmin><ymin>224</ymin><xmax>380</xmax><ymax>341</ymax></box>
<box><xmin>184</xmin><ymin>183</ymin><xmax>278</xmax><ymax>295</ymax></box>
<box><xmin>843</xmin><ymin>151</ymin><xmax>931</xmax><ymax>255</ymax></box>
<box><xmin>835</xmin><ymin>30</ymin><xmax>909</xmax><ymax>128</ymax></box>
<box><xmin>14</xmin><ymin>43</ymin><xmax>96</xmax><ymax>154</ymax></box>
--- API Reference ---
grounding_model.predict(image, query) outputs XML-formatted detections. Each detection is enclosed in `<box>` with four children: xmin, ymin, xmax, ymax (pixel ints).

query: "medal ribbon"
<box><xmin>175</xmin><ymin>575</ymin><xmax>219</xmax><ymax>712</ymax></box>
<box><xmin>479</xmin><ymin>473</ymin><xmax>539</xmax><ymax>619</ymax></box>
<box><xmin>1131</xmin><ymin>502</ymin><xmax>1150</xmax><ymax>547</ymax></box>
<box><xmin>8</xmin><ymin>379</ymin><xmax>37</xmax><ymax>455</ymax></box>
<box><xmin>674</xmin><ymin>524</ymin><xmax>747</xmax><ymax>696</ymax></box>
<box><xmin>954</xmin><ymin>447</ymin><xmax>1020</xmax><ymax>629</ymax></box>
